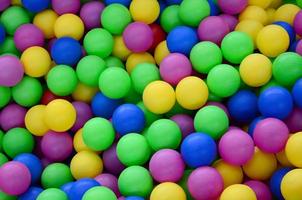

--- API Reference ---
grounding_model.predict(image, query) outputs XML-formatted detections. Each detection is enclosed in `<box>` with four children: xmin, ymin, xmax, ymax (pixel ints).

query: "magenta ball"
<box><xmin>285</xmin><ymin>107</ymin><xmax>302</xmax><ymax>133</ymax></box>
<box><xmin>71</xmin><ymin>101</ymin><xmax>93</xmax><ymax>132</ymax></box>
<box><xmin>41</xmin><ymin>131</ymin><xmax>73</xmax><ymax>162</ymax></box>
<box><xmin>296</xmin><ymin>40</ymin><xmax>302</xmax><ymax>56</ymax></box>
<box><xmin>0</xmin><ymin>0</ymin><xmax>10</xmax><ymax>11</ymax></box>
<box><xmin>0</xmin><ymin>161</ymin><xmax>31</xmax><ymax>195</ymax></box>
<box><xmin>159</xmin><ymin>53</ymin><xmax>192</xmax><ymax>86</ymax></box>
<box><xmin>118</xmin><ymin>197</ymin><xmax>125</xmax><ymax>200</ymax></box>
<box><xmin>219</xmin><ymin>14</ymin><xmax>238</xmax><ymax>31</ymax></box>
<box><xmin>95</xmin><ymin>173</ymin><xmax>120</xmax><ymax>197</ymax></box>
<box><xmin>206</xmin><ymin>101</ymin><xmax>230</xmax><ymax>119</ymax></box>
<box><xmin>52</xmin><ymin>0</ymin><xmax>81</xmax><ymax>15</ymax></box>
<box><xmin>244</xmin><ymin>180</ymin><xmax>272</xmax><ymax>200</ymax></box>
<box><xmin>123</xmin><ymin>22</ymin><xmax>153</xmax><ymax>53</ymax></box>
<box><xmin>294</xmin><ymin>11</ymin><xmax>302</xmax><ymax>37</ymax></box>
<box><xmin>14</xmin><ymin>24</ymin><xmax>44</xmax><ymax>52</ymax></box>
<box><xmin>218</xmin><ymin>0</ymin><xmax>248</xmax><ymax>15</ymax></box>
<box><xmin>170</xmin><ymin>114</ymin><xmax>194</xmax><ymax>138</ymax></box>
<box><xmin>219</xmin><ymin>129</ymin><xmax>254</xmax><ymax>165</ymax></box>
<box><xmin>0</xmin><ymin>55</ymin><xmax>24</xmax><ymax>87</ymax></box>
<box><xmin>102</xmin><ymin>143</ymin><xmax>125</xmax><ymax>176</ymax></box>
<box><xmin>198</xmin><ymin>16</ymin><xmax>230</xmax><ymax>45</ymax></box>
<box><xmin>187</xmin><ymin>167</ymin><xmax>223</xmax><ymax>200</ymax></box>
<box><xmin>149</xmin><ymin>149</ymin><xmax>185</xmax><ymax>183</ymax></box>
<box><xmin>253</xmin><ymin>118</ymin><xmax>289</xmax><ymax>153</ymax></box>
<box><xmin>0</xmin><ymin>104</ymin><xmax>26</xmax><ymax>131</ymax></box>
<box><xmin>80</xmin><ymin>1</ymin><xmax>105</xmax><ymax>30</ymax></box>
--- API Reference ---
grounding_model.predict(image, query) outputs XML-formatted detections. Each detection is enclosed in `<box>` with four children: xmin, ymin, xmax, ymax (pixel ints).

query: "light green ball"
<box><xmin>160</xmin><ymin>5</ymin><xmax>183</xmax><ymax>33</ymax></box>
<box><xmin>37</xmin><ymin>188</ymin><xmax>68</xmax><ymax>200</ymax></box>
<box><xmin>83</xmin><ymin>187</ymin><xmax>117</xmax><ymax>200</ymax></box>
<box><xmin>179</xmin><ymin>0</ymin><xmax>210</xmax><ymax>27</ymax></box>
<box><xmin>41</xmin><ymin>163</ymin><xmax>73</xmax><ymax>188</ymax></box>
<box><xmin>105</xmin><ymin>56</ymin><xmax>125</xmax><ymax>68</ymax></box>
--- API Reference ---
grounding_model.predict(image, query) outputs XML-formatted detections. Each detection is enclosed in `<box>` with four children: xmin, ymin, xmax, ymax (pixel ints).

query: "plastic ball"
<box><xmin>239</xmin><ymin>6</ymin><xmax>268</xmax><ymax>25</ymax></box>
<box><xmin>14</xmin><ymin>24</ymin><xmax>44</xmax><ymax>52</ymax></box>
<box><xmin>150</xmin><ymin>182</ymin><xmax>186</xmax><ymax>200</ymax></box>
<box><xmin>71</xmin><ymin>101</ymin><xmax>93</xmax><ymax>132</ymax></box>
<box><xmin>0</xmin><ymin>103</ymin><xmax>26</xmax><ymax>131</ymax></box>
<box><xmin>285</xmin><ymin>107</ymin><xmax>302</xmax><ymax>133</ymax></box>
<box><xmin>71</xmin><ymin>83</ymin><xmax>98</xmax><ymax>103</ymax></box>
<box><xmin>235</xmin><ymin>20</ymin><xmax>263</xmax><ymax>46</ymax></box>
<box><xmin>179</xmin><ymin>0</ymin><xmax>210</xmax><ymax>27</ymax></box>
<box><xmin>0</xmin><ymin>24</ymin><xmax>5</xmax><ymax>45</ymax></box>
<box><xmin>112</xmin><ymin>37</ymin><xmax>131</xmax><ymax>61</ymax></box>
<box><xmin>293</xmin><ymin>78</ymin><xmax>302</xmax><ymax>108</ymax></box>
<box><xmin>82</xmin><ymin>186</ymin><xmax>117</xmax><ymax>200</ymax></box>
<box><xmin>0</xmin><ymin>86</ymin><xmax>10</xmax><ymax>109</ymax></box>
<box><xmin>61</xmin><ymin>182</ymin><xmax>74</xmax><ymax>197</ymax></box>
<box><xmin>91</xmin><ymin>92</ymin><xmax>122</xmax><ymax>119</ymax></box>
<box><xmin>244</xmin><ymin>180</ymin><xmax>272</xmax><ymax>200</ymax></box>
<box><xmin>19</xmin><ymin>187</ymin><xmax>43</xmax><ymax>200</ymax></box>
<box><xmin>170</xmin><ymin>114</ymin><xmax>194</xmax><ymax>138</ymax></box>
<box><xmin>73</xmin><ymin>129</ymin><xmax>93</xmax><ymax>153</ymax></box>
<box><xmin>0</xmin><ymin>36</ymin><xmax>20</xmax><ymax>56</ymax></box>
<box><xmin>51</xmin><ymin>0</ymin><xmax>80</xmax><ymax>15</ymax></box>
<box><xmin>217</xmin><ymin>0</ymin><xmax>248</xmax><ymax>15</ymax></box>
<box><xmin>41</xmin><ymin>163</ymin><xmax>73</xmax><ymax>188</ymax></box>
<box><xmin>69</xmin><ymin>178</ymin><xmax>100</xmax><ymax>200</ymax></box>
<box><xmin>0</xmin><ymin>55</ymin><xmax>24</xmax><ymax>87</ymax></box>
<box><xmin>160</xmin><ymin>5</ymin><xmax>183</xmax><ymax>33</ymax></box>
<box><xmin>37</xmin><ymin>188</ymin><xmax>68</xmax><ymax>200</ymax></box>
<box><xmin>285</xmin><ymin>132</ymin><xmax>302</xmax><ymax>167</ymax></box>
<box><xmin>126</xmin><ymin>52</ymin><xmax>155</xmax><ymax>73</ymax></box>
<box><xmin>149</xmin><ymin>23</ymin><xmax>166</xmax><ymax>51</ymax></box>
<box><xmin>54</xmin><ymin>14</ymin><xmax>84</xmax><ymax>40</ymax></box>
<box><xmin>33</xmin><ymin>9</ymin><xmax>58</xmax><ymax>39</ymax></box>
<box><xmin>80</xmin><ymin>1</ymin><xmax>105</xmax><ymax>30</ymax></box>
<box><xmin>220</xmin><ymin>184</ymin><xmax>257</xmax><ymax>200</ymax></box>
<box><xmin>125</xmin><ymin>197</ymin><xmax>144</xmax><ymax>200</ymax></box>
<box><xmin>296</xmin><ymin>40</ymin><xmax>302</xmax><ymax>55</ymax></box>
<box><xmin>294</xmin><ymin>10</ymin><xmax>302</xmax><ymax>37</ymax></box>
<box><xmin>276</xmin><ymin>149</ymin><xmax>293</xmax><ymax>167</ymax></box>
<box><xmin>95</xmin><ymin>173</ymin><xmax>120</xmax><ymax>196</ymax></box>
<box><xmin>129</xmin><ymin>0</ymin><xmax>160</xmax><ymax>24</ymax></box>
<box><xmin>22</xmin><ymin>0</ymin><xmax>50</xmax><ymax>13</ymax></box>
<box><xmin>0</xmin><ymin>0</ymin><xmax>10</xmax><ymax>11</ymax></box>
<box><xmin>102</xmin><ymin>143</ymin><xmax>125</xmax><ymax>176</ymax></box>
<box><xmin>274</xmin><ymin>4</ymin><xmax>300</xmax><ymax>25</ymax></box>
<box><xmin>274</xmin><ymin>21</ymin><xmax>296</xmax><ymax>43</ymax></box>
<box><xmin>220</xmin><ymin>14</ymin><xmax>238</xmax><ymax>31</ymax></box>
<box><xmin>269</xmin><ymin>167</ymin><xmax>291</xmax><ymax>200</ymax></box>
<box><xmin>281</xmin><ymin>169</ymin><xmax>302</xmax><ymax>199</ymax></box>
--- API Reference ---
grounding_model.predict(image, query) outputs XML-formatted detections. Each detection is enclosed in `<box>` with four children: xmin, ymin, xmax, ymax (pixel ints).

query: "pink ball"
<box><xmin>0</xmin><ymin>161</ymin><xmax>31</xmax><ymax>195</ymax></box>
<box><xmin>0</xmin><ymin>55</ymin><xmax>24</xmax><ymax>87</ymax></box>
<box><xmin>159</xmin><ymin>53</ymin><xmax>192</xmax><ymax>86</ymax></box>
<box><xmin>41</xmin><ymin>131</ymin><xmax>73</xmax><ymax>162</ymax></box>
<box><xmin>253</xmin><ymin>118</ymin><xmax>289</xmax><ymax>153</ymax></box>
<box><xmin>95</xmin><ymin>173</ymin><xmax>120</xmax><ymax>197</ymax></box>
<box><xmin>187</xmin><ymin>167</ymin><xmax>223</xmax><ymax>200</ymax></box>
<box><xmin>14</xmin><ymin>24</ymin><xmax>44</xmax><ymax>52</ymax></box>
<box><xmin>52</xmin><ymin>0</ymin><xmax>81</xmax><ymax>15</ymax></box>
<box><xmin>71</xmin><ymin>101</ymin><xmax>93</xmax><ymax>132</ymax></box>
<box><xmin>0</xmin><ymin>104</ymin><xmax>26</xmax><ymax>131</ymax></box>
<box><xmin>170</xmin><ymin>114</ymin><xmax>194</xmax><ymax>138</ymax></box>
<box><xmin>294</xmin><ymin>11</ymin><xmax>302</xmax><ymax>37</ymax></box>
<box><xmin>219</xmin><ymin>14</ymin><xmax>238</xmax><ymax>31</ymax></box>
<box><xmin>219</xmin><ymin>129</ymin><xmax>254</xmax><ymax>165</ymax></box>
<box><xmin>285</xmin><ymin>107</ymin><xmax>302</xmax><ymax>133</ymax></box>
<box><xmin>244</xmin><ymin>180</ymin><xmax>272</xmax><ymax>200</ymax></box>
<box><xmin>123</xmin><ymin>22</ymin><xmax>153</xmax><ymax>53</ymax></box>
<box><xmin>118</xmin><ymin>197</ymin><xmax>125</xmax><ymax>200</ymax></box>
<box><xmin>0</xmin><ymin>0</ymin><xmax>10</xmax><ymax>11</ymax></box>
<box><xmin>296</xmin><ymin>40</ymin><xmax>302</xmax><ymax>56</ymax></box>
<box><xmin>80</xmin><ymin>1</ymin><xmax>105</xmax><ymax>30</ymax></box>
<box><xmin>149</xmin><ymin>149</ymin><xmax>185</xmax><ymax>183</ymax></box>
<box><xmin>218</xmin><ymin>0</ymin><xmax>248</xmax><ymax>15</ymax></box>
<box><xmin>198</xmin><ymin>16</ymin><xmax>230</xmax><ymax>45</ymax></box>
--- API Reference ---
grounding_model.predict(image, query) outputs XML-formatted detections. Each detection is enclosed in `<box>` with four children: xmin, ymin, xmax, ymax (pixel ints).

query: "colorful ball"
<box><xmin>281</xmin><ymin>169</ymin><xmax>302</xmax><ymax>199</ymax></box>
<box><xmin>51</xmin><ymin>0</ymin><xmax>80</xmax><ymax>15</ymax></box>
<box><xmin>220</xmin><ymin>14</ymin><xmax>238</xmax><ymax>31</ymax></box>
<box><xmin>150</xmin><ymin>182</ymin><xmax>186</xmax><ymax>200</ymax></box>
<box><xmin>69</xmin><ymin>178</ymin><xmax>100</xmax><ymax>200</ymax></box>
<box><xmin>95</xmin><ymin>173</ymin><xmax>120</xmax><ymax>197</ymax></box>
<box><xmin>239</xmin><ymin>6</ymin><xmax>268</xmax><ymax>25</ymax></box>
<box><xmin>80</xmin><ymin>1</ymin><xmax>105</xmax><ymax>30</ymax></box>
<box><xmin>112</xmin><ymin>36</ymin><xmax>131</xmax><ymax>61</ymax></box>
<box><xmin>274</xmin><ymin>21</ymin><xmax>296</xmax><ymax>43</ymax></box>
<box><xmin>41</xmin><ymin>163</ymin><xmax>73</xmax><ymax>188</ymax></box>
<box><xmin>73</xmin><ymin>129</ymin><xmax>93</xmax><ymax>153</ymax></box>
<box><xmin>244</xmin><ymin>180</ymin><xmax>272</xmax><ymax>200</ymax></box>
<box><xmin>129</xmin><ymin>0</ymin><xmax>160</xmax><ymax>24</ymax></box>
<box><xmin>294</xmin><ymin>10</ymin><xmax>302</xmax><ymax>36</ymax></box>
<box><xmin>37</xmin><ymin>188</ymin><xmax>68</xmax><ymax>200</ymax></box>
<box><xmin>0</xmin><ymin>55</ymin><xmax>24</xmax><ymax>87</ymax></box>
<box><xmin>33</xmin><ymin>9</ymin><xmax>58</xmax><ymax>39</ymax></box>
<box><xmin>220</xmin><ymin>184</ymin><xmax>257</xmax><ymax>200</ymax></box>
<box><xmin>19</xmin><ymin>187</ymin><xmax>43</xmax><ymax>200</ymax></box>
<box><xmin>179</xmin><ymin>0</ymin><xmax>210</xmax><ymax>27</ymax></box>
<box><xmin>285</xmin><ymin>132</ymin><xmax>302</xmax><ymax>167</ymax></box>
<box><xmin>160</xmin><ymin>5</ymin><xmax>183</xmax><ymax>33</ymax></box>
<box><xmin>170</xmin><ymin>114</ymin><xmax>194</xmax><ymax>138</ymax></box>
<box><xmin>0</xmin><ymin>86</ymin><xmax>10</xmax><ymax>109</ymax></box>
<box><xmin>82</xmin><ymin>186</ymin><xmax>117</xmax><ymax>200</ymax></box>
<box><xmin>71</xmin><ymin>101</ymin><xmax>93</xmax><ymax>132</ymax></box>
<box><xmin>270</xmin><ymin>167</ymin><xmax>291</xmax><ymax>199</ymax></box>
<box><xmin>149</xmin><ymin>22</ymin><xmax>166</xmax><ymax>51</ymax></box>
<box><xmin>102</xmin><ymin>143</ymin><xmax>125</xmax><ymax>176</ymax></box>
<box><xmin>293</xmin><ymin>78</ymin><xmax>302</xmax><ymax>108</ymax></box>
<box><xmin>126</xmin><ymin>52</ymin><xmax>155</xmax><ymax>73</ymax></box>
<box><xmin>0</xmin><ymin>0</ymin><xmax>10</xmax><ymax>11</ymax></box>
<box><xmin>21</xmin><ymin>0</ymin><xmax>49</xmax><ymax>13</ymax></box>
<box><xmin>91</xmin><ymin>92</ymin><xmax>122</xmax><ymax>119</ymax></box>
<box><xmin>274</xmin><ymin>3</ymin><xmax>300</xmax><ymax>25</ymax></box>
<box><xmin>285</xmin><ymin>107</ymin><xmax>302</xmax><ymax>133</ymax></box>
<box><xmin>54</xmin><ymin>14</ymin><xmax>84</xmax><ymax>40</ymax></box>
<box><xmin>235</xmin><ymin>20</ymin><xmax>263</xmax><ymax>46</ymax></box>
<box><xmin>0</xmin><ymin>103</ymin><xmax>26</xmax><ymax>131</ymax></box>
<box><xmin>217</xmin><ymin>0</ymin><xmax>248</xmax><ymax>15</ymax></box>
<box><xmin>14</xmin><ymin>24</ymin><xmax>44</xmax><ymax>51</ymax></box>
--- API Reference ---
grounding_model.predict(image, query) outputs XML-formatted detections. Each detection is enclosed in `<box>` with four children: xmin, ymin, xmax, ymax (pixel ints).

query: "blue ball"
<box><xmin>112</xmin><ymin>104</ymin><xmax>145</xmax><ymax>135</ymax></box>
<box><xmin>258</xmin><ymin>86</ymin><xmax>293</xmax><ymax>120</ymax></box>
<box><xmin>21</xmin><ymin>0</ymin><xmax>50</xmax><ymax>13</ymax></box>
<box><xmin>167</xmin><ymin>26</ymin><xmax>198</xmax><ymax>55</ymax></box>
<box><xmin>227</xmin><ymin>90</ymin><xmax>259</xmax><ymax>123</ymax></box>
<box><xmin>69</xmin><ymin>178</ymin><xmax>100</xmax><ymax>200</ymax></box>
<box><xmin>292</xmin><ymin>78</ymin><xmax>302</xmax><ymax>108</ymax></box>
<box><xmin>165</xmin><ymin>0</ymin><xmax>182</xmax><ymax>5</ymax></box>
<box><xmin>18</xmin><ymin>187</ymin><xmax>43</xmax><ymax>200</ymax></box>
<box><xmin>208</xmin><ymin>0</ymin><xmax>220</xmax><ymax>16</ymax></box>
<box><xmin>274</xmin><ymin>21</ymin><xmax>296</xmax><ymax>43</ymax></box>
<box><xmin>180</xmin><ymin>133</ymin><xmax>217</xmax><ymax>168</ymax></box>
<box><xmin>104</xmin><ymin>0</ymin><xmax>131</xmax><ymax>6</ymax></box>
<box><xmin>289</xmin><ymin>40</ymin><xmax>299</xmax><ymax>52</ymax></box>
<box><xmin>13</xmin><ymin>153</ymin><xmax>42</xmax><ymax>183</ymax></box>
<box><xmin>51</xmin><ymin>37</ymin><xmax>82</xmax><ymax>66</ymax></box>
<box><xmin>125</xmin><ymin>197</ymin><xmax>145</xmax><ymax>200</ymax></box>
<box><xmin>248</xmin><ymin>116</ymin><xmax>265</xmax><ymax>137</ymax></box>
<box><xmin>91</xmin><ymin>92</ymin><xmax>123</xmax><ymax>119</ymax></box>
<box><xmin>61</xmin><ymin>182</ymin><xmax>74</xmax><ymax>197</ymax></box>
<box><xmin>0</xmin><ymin>24</ymin><xmax>5</xmax><ymax>45</ymax></box>
<box><xmin>270</xmin><ymin>167</ymin><xmax>291</xmax><ymax>200</ymax></box>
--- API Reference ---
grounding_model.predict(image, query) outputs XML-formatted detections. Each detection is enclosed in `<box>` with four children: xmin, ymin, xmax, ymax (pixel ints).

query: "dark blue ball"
<box><xmin>208</xmin><ymin>0</ymin><xmax>220</xmax><ymax>16</ymax></box>
<box><xmin>51</xmin><ymin>37</ymin><xmax>82</xmax><ymax>66</ymax></box>
<box><xmin>69</xmin><ymin>178</ymin><xmax>100</xmax><ymax>200</ymax></box>
<box><xmin>112</xmin><ymin>104</ymin><xmax>145</xmax><ymax>135</ymax></box>
<box><xmin>181</xmin><ymin>133</ymin><xmax>217</xmax><ymax>168</ymax></box>
<box><xmin>292</xmin><ymin>78</ymin><xmax>302</xmax><ymax>108</ymax></box>
<box><xmin>104</xmin><ymin>0</ymin><xmax>131</xmax><ymax>6</ymax></box>
<box><xmin>167</xmin><ymin>26</ymin><xmax>198</xmax><ymax>55</ymax></box>
<box><xmin>270</xmin><ymin>168</ymin><xmax>291</xmax><ymax>200</ymax></box>
<box><xmin>227</xmin><ymin>90</ymin><xmax>258</xmax><ymax>123</ymax></box>
<box><xmin>13</xmin><ymin>153</ymin><xmax>42</xmax><ymax>183</ymax></box>
<box><xmin>91</xmin><ymin>92</ymin><xmax>123</xmax><ymax>119</ymax></box>
<box><xmin>18</xmin><ymin>187</ymin><xmax>43</xmax><ymax>200</ymax></box>
<box><xmin>248</xmin><ymin>116</ymin><xmax>265</xmax><ymax>137</ymax></box>
<box><xmin>258</xmin><ymin>86</ymin><xmax>293</xmax><ymax>120</ymax></box>
<box><xmin>0</xmin><ymin>24</ymin><xmax>5</xmax><ymax>45</ymax></box>
<box><xmin>21</xmin><ymin>0</ymin><xmax>50</xmax><ymax>13</ymax></box>
<box><xmin>274</xmin><ymin>21</ymin><xmax>296</xmax><ymax>43</ymax></box>
<box><xmin>165</xmin><ymin>0</ymin><xmax>182</xmax><ymax>5</ymax></box>
<box><xmin>125</xmin><ymin>197</ymin><xmax>145</xmax><ymax>200</ymax></box>
<box><xmin>61</xmin><ymin>182</ymin><xmax>75</xmax><ymax>197</ymax></box>
<box><xmin>289</xmin><ymin>40</ymin><xmax>299</xmax><ymax>52</ymax></box>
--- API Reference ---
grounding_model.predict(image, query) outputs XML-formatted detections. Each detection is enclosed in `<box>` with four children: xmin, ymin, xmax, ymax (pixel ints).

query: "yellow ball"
<box><xmin>248</xmin><ymin>0</ymin><xmax>272</xmax><ymax>8</ymax></box>
<box><xmin>239</xmin><ymin>6</ymin><xmax>268</xmax><ymax>25</ymax></box>
<box><xmin>44</xmin><ymin>99</ymin><xmax>76</xmax><ymax>132</ymax></box>
<box><xmin>243</xmin><ymin>147</ymin><xmax>277</xmax><ymax>180</ymax></box>
<box><xmin>70</xmin><ymin>151</ymin><xmax>103</xmax><ymax>180</ymax></box>
<box><xmin>112</xmin><ymin>36</ymin><xmax>131</xmax><ymax>61</ymax></box>
<box><xmin>150</xmin><ymin>182</ymin><xmax>186</xmax><ymax>200</ymax></box>
<box><xmin>72</xmin><ymin>83</ymin><xmax>98</xmax><ymax>103</ymax></box>
<box><xmin>73</xmin><ymin>129</ymin><xmax>94</xmax><ymax>153</ymax></box>
<box><xmin>266</xmin><ymin>8</ymin><xmax>276</xmax><ymax>24</ymax></box>
<box><xmin>154</xmin><ymin>41</ymin><xmax>170</xmax><ymax>65</ymax></box>
<box><xmin>11</xmin><ymin>0</ymin><xmax>22</xmax><ymax>5</ymax></box>
<box><xmin>285</xmin><ymin>132</ymin><xmax>302</xmax><ymax>168</ymax></box>
<box><xmin>126</xmin><ymin>52</ymin><xmax>155</xmax><ymax>73</ymax></box>
<box><xmin>54</xmin><ymin>14</ymin><xmax>84</xmax><ymax>40</ymax></box>
<box><xmin>213</xmin><ymin>159</ymin><xmax>244</xmax><ymax>188</ymax></box>
<box><xmin>281</xmin><ymin>169</ymin><xmax>302</xmax><ymax>200</ymax></box>
<box><xmin>143</xmin><ymin>81</ymin><xmax>176</xmax><ymax>114</ymax></box>
<box><xmin>276</xmin><ymin>149</ymin><xmax>293</xmax><ymax>167</ymax></box>
<box><xmin>220</xmin><ymin>184</ymin><xmax>257</xmax><ymax>200</ymax></box>
<box><xmin>269</xmin><ymin>0</ymin><xmax>282</xmax><ymax>8</ymax></box>
<box><xmin>21</xmin><ymin>46</ymin><xmax>51</xmax><ymax>78</ymax></box>
<box><xmin>235</xmin><ymin>20</ymin><xmax>263</xmax><ymax>47</ymax></box>
<box><xmin>274</xmin><ymin>4</ymin><xmax>300</xmax><ymax>25</ymax></box>
<box><xmin>175</xmin><ymin>76</ymin><xmax>208</xmax><ymax>110</ymax></box>
<box><xmin>33</xmin><ymin>9</ymin><xmax>58</xmax><ymax>39</ymax></box>
<box><xmin>239</xmin><ymin>53</ymin><xmax>272</xmax><ymax>87</ymax></box>
<box><xmin>130</xmin><ymin>0</ymin><xmax>160</xmax><ymax>24</ymax></box>
<box><xmin>256</xmin><ymin>25</ymin><xmax>289</xmax><ymax>58</ymax></box>
<box><xmin>25</xmin><ymin>105</ymin><xmax>49</xmax><ymax>136</ymax></box>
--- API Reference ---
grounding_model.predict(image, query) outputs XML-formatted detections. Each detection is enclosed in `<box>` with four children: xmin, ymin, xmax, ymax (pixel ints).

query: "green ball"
<box><xmin>179</xmin><ymin>0</ymin><xmax>210</xmax><ymax>27</ymax></box>
<box><xmin>178</xmin><ymin>169</ymin><xmax>194</xmax><ymax>200</ymax></box>
<box><xmin>0</xmin><ymin>129</ymin><xmax>4</xmax><ymax>152</ymax></box>
<box><xmin>76</xmin><ymin>56</ymin><xmax>107</xmax><ymax>87</ymax></box>
<box><xmin>190</xmin><ymin>42</ymin><xmax>222</xmax><ymax>74</ymax></box>
<box><xmin>37</xmin><ymin>188</ymin><xmax>68</xmax><ymax>200</ymax></box>
<box><xmin>137</xmin><ymin>101</ymin><xmax>162</xmax><ymax>126</ymax></box>
<box><xmin>0</xmin><ymin>6</ymin><xmax>30</xmax><ymax>35</ymax></box>
<box><xmin>260</xmin><ymin>79</ymin><xmax>281</xmax><ymax>93</ymax></box>
<box><xmin>0</xmin><ymin>191</ymin><xmax>16</xmax><ymax>200</ymax></box>
<box><xmin>101</xmin><ymin>4</ymin><xmax>132</xmax><ymax>35</ymax></box>
<box><xmin>41</xmin><ymin>163</ymin><xmax>73</xmax><ymax>188</ymax></box>
<box><xmin>272</xmin><ymin>52</ymin><xmax>302</xmax><ymax>87</ymax></box>
<box><xmin>207</xmin><ymin>64</ymin><xmax>241</xmax><ymax>97</ymax></box>
<box><xmin>2</xmin><ymin>128</ymin><xmax>34</xmax><ymax>158</ymax></box>
<box><xmin>99</xmin><ymin>67</ymin><xmax>131</xmax><ymax>99</ymax></box>
<box><xmin>0</xmin><ymin>86</ymin><xmax>11</xmax><ymax>109</ymax></box>
<box><xmin>105</xmin><ymin>56</ymin><xmax>125</xmax><ymax>68</ymax></box>
<box><xmin>82</xmin><ymin>117</ymin><xmax>115</xmax><ymax>151</ymax></box>
<box><xmin>12</xmin><ymin>76</ymin><xmax>43</xmax><ymax>107</ymax></box>
<box><xmin>84</xmin><ymin>28</ymin><xmax>114</xmax><ymax>58</ymax></box>
<box><xmin>0</xmin><ymin>36</ymin><xmax>20</xmax><ymax>56</ymax></box>
<box><xmin>160</xmin><ymin>5</ymin><xmax>183</xmax><ymax>32</ymax></box>
<box><xmin>47</xmin><ymin>65</ymin><xmax>78</xmax><ymax>96</ymax></box>
<box><xmin>117</xmin><ymin>133</ymin><xmax>151</xmax><ymax>166</ymax></box>
<box><xmin>0</xmin><ymin>153</ymin><xmax>9</xmax><ymax>167</ymax></box>
<box><xmin>83</xmin><ymin>186</ymin><xmax>117</xmax><ymax>200</ymax></box>
<box><xmin>297</xmin><ymin>0</ymin><xmax>302</xmax><ymax>7</ymax></box>
<box><xmin>118</xmin><ymin>166</ymin><xmax>153</xmax><ymax>197</ymax></box>
<box><xmin>194</xmin><ymin>105</ymin><xmax>229</xmax><ymax>140</ymax></box>
<box><xmin>221</xmin><ymin>31</ymin><xmax>254</xmax><ymax>64</ymax></box>
<box><xmin>124</xmin><ymin>85</ymin><xmax>141</xmax><ymax>104</ymax></box>
<box><xmin>146</xmin><ymin>119</ymin><xmax>181</xmax><ymax>151</ymax></box>
<box><xmin>130</xmin><ymin>63</ymin><xmax>160</xmax><ymax>94</ymax></box>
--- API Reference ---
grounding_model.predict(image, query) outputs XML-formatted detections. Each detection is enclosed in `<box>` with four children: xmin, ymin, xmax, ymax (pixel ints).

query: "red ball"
<box><xmin>149</xmin><ymin>23</ymin><xmax>166</xmax><ymax>51</ymax></box>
